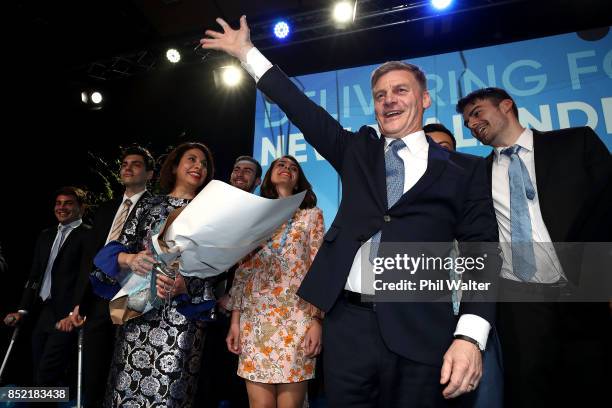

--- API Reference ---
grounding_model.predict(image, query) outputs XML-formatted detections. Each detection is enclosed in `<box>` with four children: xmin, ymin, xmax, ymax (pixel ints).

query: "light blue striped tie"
<box><xmin>501</xmin><ymin>145</ymin><xmax>537</xmax><ymax>281</ymax></box>
<box><xmin>40</xmin><ymin>225</ymin><xmax>69</xmax><ymax>300</ymax></box>
<box><xmin>369</xmin><ymin>139</ymin><xmax>405</xmax><ymax>263</ymax></box>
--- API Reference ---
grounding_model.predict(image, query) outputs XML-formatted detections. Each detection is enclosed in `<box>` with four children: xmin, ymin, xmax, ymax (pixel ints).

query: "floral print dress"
<box><xmin>101</xmin><ymin>195</ymin><xmax>215</xmax><ymax>408</ymax></box>
<box><xmin>228</xmin><ymin>207</ymin><xmax>324</xmax><ymax>384</ymax></box>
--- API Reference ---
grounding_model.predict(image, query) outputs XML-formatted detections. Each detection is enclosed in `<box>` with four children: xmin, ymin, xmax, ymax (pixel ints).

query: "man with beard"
<box><xmin>197</xmin><ymin>155</ymin><xmax>261</xmax><ymax>408</ymax></box>
<box><xmin>457</xmin><ymin>87</ymin><xmax>611</xmax><ymax>407</ymax></box>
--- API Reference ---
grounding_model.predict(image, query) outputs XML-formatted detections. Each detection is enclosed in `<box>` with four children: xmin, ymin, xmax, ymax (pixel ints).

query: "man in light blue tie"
<box><xmin>4</xmin><ymin>186</ymin><xmax>91</xmax><ymax>388</ymax></box>
<box><xmin>458</xmin><ymin>87</ymin><xmax>611</xmax><ymax>407</ymax></box>
<box><xmin>202</xmin><ymin>17</ymin><xmax>501</xmax><ymax>407</ymax></box>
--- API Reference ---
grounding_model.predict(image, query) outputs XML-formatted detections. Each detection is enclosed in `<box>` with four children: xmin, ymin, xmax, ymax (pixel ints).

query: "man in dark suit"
<box><xmin>4</xmin><ymin>186</ymin><xmax>91</xmax><ymax>387</ymax></box>
<box><xmin>56</xmin><ymin>145</ymin><xmax>154</xmax><ymax>408</ymax></box>
<box><xmin>425</xmin><ymin>122</ymin><xmax>504</xmax><ymax>408</ymax></box>
<box><xmin>457</xmin><ymin>87</ymin><xmax>611</xmax><ymax>407</ymax></box>
<box><xmin>201</xmin><ymin>17</ymin><xmax>501</xmax><ymax>407</ymax></box>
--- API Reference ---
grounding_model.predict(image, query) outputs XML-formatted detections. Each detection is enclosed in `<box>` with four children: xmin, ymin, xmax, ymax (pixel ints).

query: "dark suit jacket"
<box><xmin>72</xmin><ymin>192</ymin><xmax>151</xmax><ymax>320</ymax></box>
<box><xmin>258</xmin><ymin>66</ymin><xmax>501</xmax><ymax>365</ymax></box>
<box><xmin>486</xmin><ymin>127</ymin><xmax>612</xmax><ymax>283</ymax></box>
<box><xmin>19</xmin><ymin>222</ymin><xmax>91</xmax><ymax>321</ymax></box>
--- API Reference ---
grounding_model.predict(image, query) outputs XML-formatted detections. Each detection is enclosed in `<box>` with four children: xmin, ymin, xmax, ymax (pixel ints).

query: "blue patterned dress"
<box><xmin>95</xmin><ymin>195</ymin><xmax>215</xmax><ymax>408</ymax></box>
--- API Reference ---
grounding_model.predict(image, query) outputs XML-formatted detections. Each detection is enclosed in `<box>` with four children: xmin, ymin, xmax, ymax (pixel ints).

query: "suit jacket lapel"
<box><xmin>357</xmin><ymin>129</ymin><xmax>387</xmax><ymax>210</ymax></box>
<box><xmin>532</xmin><ymin>129</ymin><xmax>551</xmax><ymax>194</ymax></box>
<box><xmin>486</xmin><ymin>152</ymin><xmax>494</xmax><ymax>191</ymax></box>
<box><xmin>106</xmin><ymin>197</ymin><xmax>123</xmax><ymax>225</ymax></box>
<box><xmin>55</xmin><ymin>224</ymin><xmax>82</xmax><ymax>260</ymax></box>
<box><xmin>393</xmin><ymin>138</ymin><xmax>449</xmax><ymax>208</ymax></box>
<box><xmin>42</xmin><ymin>229</ymin><xmax>56</xmax><ymax>266</ymax></box>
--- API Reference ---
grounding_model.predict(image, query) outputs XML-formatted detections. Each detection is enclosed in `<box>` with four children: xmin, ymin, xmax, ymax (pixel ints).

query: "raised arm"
<box><xmin>200</xmin><ymin>16</ymin><xmax>354</xmax><ymax>172</ymax></box>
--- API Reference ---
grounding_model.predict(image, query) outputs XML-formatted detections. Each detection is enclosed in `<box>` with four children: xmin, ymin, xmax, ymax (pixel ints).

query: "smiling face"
<box><xmin>373</xmin><ymin>69</ymin><xmax>431</xmax><ymax>139</ymax></box>
<box><xmin>461</xmin><ymin>98</ymin><xmax>513</xmax><ymax>147</ymax></box>
<box><xmin>270</xmin><ymin>157</ymin><xmax>299</xmax><ymax>192</ymax></box>
<box><xmin>54</xmin><ymin>194</ymin><xmax>82</xmax><ymax>225</ymax></box>
<box><xmin>173</xmin><ymin>148</ymin><xmax>207</xmax><ymax>194</ymax></box>
<box><xmin>230</xmin><ymin>160</ymin><xmax>260</xmax><ymax>192</ymax></box>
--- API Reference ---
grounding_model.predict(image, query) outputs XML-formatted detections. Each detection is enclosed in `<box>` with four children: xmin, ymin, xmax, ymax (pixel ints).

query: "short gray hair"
<box><xmin>371</xmin><ymin>61</ymin><xmax>427</xmax><ymax>92</ymax></box>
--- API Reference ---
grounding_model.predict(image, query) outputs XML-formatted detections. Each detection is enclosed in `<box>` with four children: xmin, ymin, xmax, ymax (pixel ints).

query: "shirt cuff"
<box><xmin>454</xmin><ymin>314</ymin><xmax>491</xmax><ymax>351</ymax></box>
<box><xmin>241</xmin><ymin>47</ymin><xmax>273</xmax><ymax>83</ymax></box>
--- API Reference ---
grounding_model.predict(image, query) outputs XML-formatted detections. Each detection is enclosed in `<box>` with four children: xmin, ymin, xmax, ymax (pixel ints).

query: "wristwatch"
<box><xmin>454</xmin><ymin>334</ymin><xmax>483</xmax><ymax>351</ymax></box>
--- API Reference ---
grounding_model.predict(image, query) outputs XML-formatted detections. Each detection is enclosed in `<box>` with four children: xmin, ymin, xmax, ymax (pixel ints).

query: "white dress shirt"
<box><xmin>104</xmin><ymin>190</ymin><xmax>147</xmax><ymax>245</ymax></box>
<box><xmin>241</xmin><ymin>47</ymin><xmax>490</xmax><ymax>349</ymax></box>
<box><xmin>492</xmin><ymin>128</ymin><xmax>564</xmax><ymax>283</ymax></box>
<box><xmin>345</xmin><ymin>132</ymin><xmax>429</xmax><ymax>293</ymax></box>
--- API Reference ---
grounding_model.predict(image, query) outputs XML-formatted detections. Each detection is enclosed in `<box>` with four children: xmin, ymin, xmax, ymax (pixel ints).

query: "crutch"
<box><xmin>76</xmin><ymin>327</ymin><xmax>84</xmax><ymax>408</ymax></box>
<box><xmin>0</xmin><ymin>325</ymin><xmax>21</xmax><ymax>384</ymax></box>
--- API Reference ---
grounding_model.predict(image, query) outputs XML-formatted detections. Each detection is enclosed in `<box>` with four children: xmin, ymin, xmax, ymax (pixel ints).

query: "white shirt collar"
<box><xmin>59</xmin><ymin>218</ymin><xmax>82</xmax><ymax>230</ymax></box>
<box><xmin>494</xmin><ymin>128</ymin><xmax>533</xmax><ymax>162</ymax></box>
<box><xmin>384</xmin><ymin>130</ymin><xmax>427</xmax><ymax>154</ymax></box>
<box><xmin>123</xmin><ymin>189</ymin><xmax>146</xmax><ymax>204</ymax></box>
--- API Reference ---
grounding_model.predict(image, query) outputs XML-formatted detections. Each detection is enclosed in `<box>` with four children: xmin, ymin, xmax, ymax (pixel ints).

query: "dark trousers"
<box><xmin>31</xmin><ymin>302</ymin><xmax>76</xmax><ymax>386</ymax></box>
<box><xmin>81</xmin><ymin>316</ymin><xmax>115</xmax><ymax>408</ymax></box>
<box><xmin>323</xmin><ymin>297</ymin><xmax>475</xmax><ymax>408</ymax></box>
<box><xmin>497</xmin><ymin>299</ymin><xmax>610</xmax><ymax>408</ymax></box>
<box><xmin>471</xmin><ymin>328</ymin><xmax>503</xmax><ymax>408</ymax></box>
<box><xmin>196</xmin><ymin>312</ymin><xmax>249</xmax><ymax>408</ymax></box>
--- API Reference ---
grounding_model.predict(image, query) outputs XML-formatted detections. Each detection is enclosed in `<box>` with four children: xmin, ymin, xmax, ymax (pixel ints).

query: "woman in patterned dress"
<box><xmin>94</xmin><ymin>142</ymin><xmax>216</xmax><ymax>407</ymax></box>
<box><xmin>226</xmin><ymin>155</ymin><xmax>325</xmax><ymax>408</ymax></box>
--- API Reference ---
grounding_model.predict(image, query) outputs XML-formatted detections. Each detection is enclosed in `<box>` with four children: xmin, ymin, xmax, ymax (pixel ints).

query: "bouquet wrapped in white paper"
<box><xmin>108</xmin><ymin>180</ymin><xmax>306</xmax><ymax>323</ymax></box>
<box><xmin>152</xmin><ymin>180</ymin><xmax>306</xmax><ymax>277</ymax></box>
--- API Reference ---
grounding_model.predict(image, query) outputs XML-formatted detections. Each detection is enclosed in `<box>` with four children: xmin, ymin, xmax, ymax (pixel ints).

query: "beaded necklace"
<box><xmin>267</xmin><ymin>214</ymin><xmax>294</xmax><ymax>255</ymax></box>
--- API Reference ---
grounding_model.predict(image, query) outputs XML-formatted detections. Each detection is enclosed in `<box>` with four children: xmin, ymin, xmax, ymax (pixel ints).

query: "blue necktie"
<box><xmin>40</xmin><ymin>225</ymin><xmax>69</xmax><ymax>300</ymax></box>
<box><xmin>501</xmin><ymin>145</ymin><xmax>537</xmax><ymax>281</ymax></box>
<box><xmin>369</xmin><ymin>139</ymin><xmax>406</xmax><ymax>263</ymax></box>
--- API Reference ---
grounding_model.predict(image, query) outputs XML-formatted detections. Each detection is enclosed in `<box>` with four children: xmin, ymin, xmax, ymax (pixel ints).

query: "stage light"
<box><xmin>81</xmin><ymin>90</ymin><xmax>103</xmax><ymax>104</ymax></box>
<box><xmin>166</xmin><ymin>48</ymin><xmax>181</xmax><ymax>63</ymax></box>
<box><xmin>333</xmin><ymin>1</ymin><xmax>355</xmax><ymax>24</ymax></box>
<box><xmin>221</xmin><ymin>66</ymin><xmax>242</xmax><ymax>87</ymax></box>
<box><xmin>273</xmin><ymin>21</ymin><xmax>290</xmax><ymax>39</ymax></box>
<box><xmin>431</xmin><ymin>0</ymin><xmax>453</xmax><ymax>10</ymax></box>
<box><xmin>81</xmin><ymin>90</ymin><xmax>104</xmax><ymax>109</ymax></box>
<box><xmin>91</xmin><ymin>91</ymin><xmax>103</xmax><ymax>104</ymax></box>
<box><xmin>213</xmin><ymin>65</ymin><xmax>244</xmax><ymax>88</ymax></box>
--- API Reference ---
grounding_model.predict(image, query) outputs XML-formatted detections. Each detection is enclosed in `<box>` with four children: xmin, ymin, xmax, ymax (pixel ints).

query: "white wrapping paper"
<box><xmin>152</xmin><ymin>180</ymin><xmax>306</xmax><ymax>278</ymax></box>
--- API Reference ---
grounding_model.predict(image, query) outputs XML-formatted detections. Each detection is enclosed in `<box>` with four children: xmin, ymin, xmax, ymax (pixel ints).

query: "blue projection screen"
<box><xmin>253</xmin><ymin>29</ymin><xmax>612</xmax><ymax>226</ymax></box>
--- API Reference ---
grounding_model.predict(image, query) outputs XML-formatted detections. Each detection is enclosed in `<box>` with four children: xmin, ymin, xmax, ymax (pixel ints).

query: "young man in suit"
<box><xmin>201</xmin><ymin>17</ymin><xmax>501</xmax><ymax>407</ymax></box>
<box><xmin>457</xmin><ymin>87</ymin><xmax>611</xmax><ymax>407</ymax></box>
<box><xmin>4</xmin><ymin>186</ymin><xmax>91</xmax><ymax>388</ymax></box>
<box><xmin>57</xmin><ymin>145</ymin><xmax>154</xmax><ymax>407</ymax></box>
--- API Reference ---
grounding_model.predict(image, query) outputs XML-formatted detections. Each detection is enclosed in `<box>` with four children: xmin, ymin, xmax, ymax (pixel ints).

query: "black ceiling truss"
<box><xmin>74</xmin><ymin>0</ymin><xmax>527</xmax><ymax>82</ymax></box>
